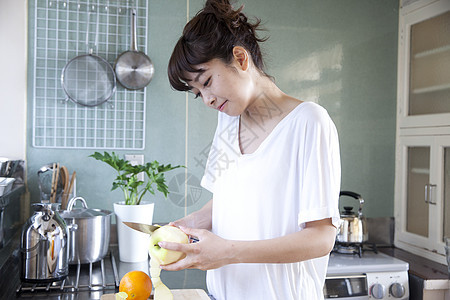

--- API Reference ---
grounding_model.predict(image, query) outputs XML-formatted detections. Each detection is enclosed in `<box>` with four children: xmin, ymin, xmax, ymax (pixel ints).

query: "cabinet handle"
<box><xmin>425</xmin><ymin>184</ymin><xmax>437</xmax><ymax>205</ymax></box>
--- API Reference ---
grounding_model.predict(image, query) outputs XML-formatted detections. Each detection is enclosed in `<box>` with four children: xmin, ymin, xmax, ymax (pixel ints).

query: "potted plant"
<box><xmin>90</xmin><ymin>152</ymin><xmax>182</xmax><ymax>262</ymax></box>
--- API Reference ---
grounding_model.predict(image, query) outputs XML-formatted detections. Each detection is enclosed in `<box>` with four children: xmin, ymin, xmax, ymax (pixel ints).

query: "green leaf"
<box><xmin>89</xmin><ymin>151</ymin><xmax>183</xmax><ymax>205</ymax></box>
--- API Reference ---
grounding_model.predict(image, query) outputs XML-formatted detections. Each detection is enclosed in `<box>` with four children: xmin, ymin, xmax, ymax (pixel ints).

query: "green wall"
<box><xmin>26</xmin><ymin>0</ymin><xmax>398</xmax><ymax>222</ymax></box>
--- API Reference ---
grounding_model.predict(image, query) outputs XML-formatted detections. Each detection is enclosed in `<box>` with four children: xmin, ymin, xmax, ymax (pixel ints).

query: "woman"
<box><xmin>161</xmin><ymin>1</ymin><xmax>341</xmax><ymax>299</ymax></box>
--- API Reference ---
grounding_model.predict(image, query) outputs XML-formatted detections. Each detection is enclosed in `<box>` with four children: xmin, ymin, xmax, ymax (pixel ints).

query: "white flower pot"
<box><xmin>113</xmin><ymin>201</ymin><xmax>154</xmax><ymax>262</ymax></box>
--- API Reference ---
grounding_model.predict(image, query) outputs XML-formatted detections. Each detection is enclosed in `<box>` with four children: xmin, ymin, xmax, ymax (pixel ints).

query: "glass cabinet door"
<box><xmin>408</xmin><ymin>11</ymin><xmax>450</xmax><ymax>116</ymax></box>
<box><xmin>397</xmin><ymin>135</ymin><xmax>450</xmax><ymax>262</ymax></box>
<box><xmin>406</xmin><ymin>147</ymin><xmax>430</xmax><ymax>237</ymax></box>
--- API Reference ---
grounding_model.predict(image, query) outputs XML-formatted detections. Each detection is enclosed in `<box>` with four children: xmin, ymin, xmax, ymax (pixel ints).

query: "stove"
<box><xmin>324</xmin><ymin>250</ymin><xmax>409</xmax><ymax>299</ymax></box>
<box><xmin>333</xmin><ymin>242</ymin><xmax>378</xmax><ymax>257</ymax></box>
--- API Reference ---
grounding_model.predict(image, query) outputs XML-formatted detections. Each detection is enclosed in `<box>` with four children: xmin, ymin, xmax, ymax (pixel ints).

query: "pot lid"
<box><xmin>59</xmin><ymin>207</ymin><xmax>111</xmax><ymax>218</ymax></box>
<box><xmin>59</xmin><ymin>196</ymin><xmax>111</xmax><ymax>218</ymax></box>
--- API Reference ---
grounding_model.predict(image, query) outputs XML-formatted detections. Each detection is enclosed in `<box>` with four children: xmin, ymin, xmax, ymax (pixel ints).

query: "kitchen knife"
<box><xmin>123</xmin><ymin>222</ymin><xmax>199</xmax><ymax>243</ymax></box>
<box><xmin>123</xmin><ymin>222</ymin><xmax>160</xmax><ymax>234</ymax></box>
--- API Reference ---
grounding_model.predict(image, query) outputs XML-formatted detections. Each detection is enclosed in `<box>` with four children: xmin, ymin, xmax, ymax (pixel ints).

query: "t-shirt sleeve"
<box><xmin>297</xmin><ymin>107</ymin><xmax>341</xmax><ymax>229</ymax></box>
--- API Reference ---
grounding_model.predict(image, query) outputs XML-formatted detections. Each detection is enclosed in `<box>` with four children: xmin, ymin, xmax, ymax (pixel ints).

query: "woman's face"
<box><xmin>185</xmin><ymin>57</ymin><xmax>255</xmax><ymax>116</ymax></box>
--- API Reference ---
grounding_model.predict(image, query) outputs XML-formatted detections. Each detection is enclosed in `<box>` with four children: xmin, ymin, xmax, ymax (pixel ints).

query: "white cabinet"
<box><xmin>395</xmin><ymin>133</ymin><xmax>450</xmax><ymax>264</ymax></box>
<box><xmin>395</xmin><ymin>0</ymin><xmax>450</xmax><ymax>264</ymax></box>
<box><xmin>397</xmin><ymin>0</ymin><xmax>450</xmax><ymax>128</ymax></box>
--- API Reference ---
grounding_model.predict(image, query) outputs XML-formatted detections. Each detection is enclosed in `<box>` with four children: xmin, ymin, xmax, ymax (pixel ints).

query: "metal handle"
<box><xmin>339</xmin><ymin>191</ymin><xmax>365</xmax><ymax>216</ymax></box>
<box><xmin>425</xmin><ymin>184</ymin><xmax>437</xmax><ymax>205</ymax></box>
<box><xmin>67</xmin><ymin>223</ymin><xmax>78</xmax><ymax>232</ymax></box>
<box><xmin>131</xmin><ymin>9</ymin><xmax>138</xmax><ymax>51</ymax></box>
<box><xmin>67</xmin><ymin>196</ymin><xmax>88</xmax><ymax>211</ymax></box>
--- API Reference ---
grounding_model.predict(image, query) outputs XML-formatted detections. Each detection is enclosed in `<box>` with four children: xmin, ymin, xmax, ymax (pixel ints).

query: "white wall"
<box><xmin>0</xmin><ymin>0</ymin><xmax>27</xmax><ymax>159</ymax></box>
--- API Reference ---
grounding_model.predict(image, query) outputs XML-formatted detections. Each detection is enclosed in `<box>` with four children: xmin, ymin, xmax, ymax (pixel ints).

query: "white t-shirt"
<box><xmin>201</xmin><ymin>101</ymin><xmax>341</xmax><ymax>300</ymax></box>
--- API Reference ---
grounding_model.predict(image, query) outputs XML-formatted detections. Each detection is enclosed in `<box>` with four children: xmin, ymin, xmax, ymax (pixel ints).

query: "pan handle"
<box><xmin>86</xmin><ymin>12</ymin><xmax>91</xmax><ymax>54</ymax></box>
<box><xmin>131</xmin><ymin>9</ymin><xmax>138</xmax><ymax>51</ymax></box>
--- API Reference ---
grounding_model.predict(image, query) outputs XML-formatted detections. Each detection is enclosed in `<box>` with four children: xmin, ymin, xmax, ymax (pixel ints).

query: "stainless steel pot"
<box><xmin>20</xmin><ymin>203</ymin><xmax>69</xmax><ymax>282</ymax></box>
<box><xmin>336</xmin><ymin>191</ymin><xmax>368</xmax><ymax>244</ymax></box>
<box><xmin>59</xmin><ymin>197</ymin><xmax>112</xmax><ymax>264</ymax></box>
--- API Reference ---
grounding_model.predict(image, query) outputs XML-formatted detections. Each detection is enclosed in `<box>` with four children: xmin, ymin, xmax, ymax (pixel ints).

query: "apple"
<box><xmin>148</xmin><ymin>225</ymin><xmax>189</xmax><ymax>265</ymax></box>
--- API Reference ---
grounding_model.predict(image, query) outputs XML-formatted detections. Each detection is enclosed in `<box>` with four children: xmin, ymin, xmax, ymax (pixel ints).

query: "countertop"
<box><xmin>0</xmin><ymin>228</ymin><xmax>207</xmax><ymax>299</ymax></box>
<box><xmin>3</xmin><ymin>218</ymin><xmax>448</xmax><ymax>299</ymax></box>
<box><xmin>379</xmin><ymin>247</ymin><xmax>448</xmax><ymax>281</ymax></box>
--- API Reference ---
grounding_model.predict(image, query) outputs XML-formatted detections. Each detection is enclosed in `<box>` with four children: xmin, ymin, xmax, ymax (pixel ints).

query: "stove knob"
<box><xmin>390</xmin><ymin>283</ymin><xmax>406</xmax><ymax>298</ymax></box>
<box><xmin>370</xmin><ymin>283</ymin><xmax>386</xmax><ymax>299</ymax></box>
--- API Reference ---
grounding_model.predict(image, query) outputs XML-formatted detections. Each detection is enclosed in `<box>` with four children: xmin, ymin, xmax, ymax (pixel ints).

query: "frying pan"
<box><xmin>115</xmin><ymin>8</ymin><xmax>154</xmax><ymax>90</ymax></box>
<box><xmin>61</xmin><ymin>12</ymin><xmax>116</xmax><ymax>107</ymax></box>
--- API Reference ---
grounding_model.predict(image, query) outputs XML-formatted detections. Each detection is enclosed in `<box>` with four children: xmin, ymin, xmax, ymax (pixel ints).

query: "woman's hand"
<box><xmin>169</xmin><ymin>199</ymin><xmax>213</xmax><ymax>230</ymax></box>
<box><xmin>160</xmin><ymin>218</ymin><xmax>336</xmax><ymax>271</ymax></box>
<box><xmin>158</xmin><ymin>227</ymin><xmax>234</xmax><ymax>271</ymax></box>
<box><xmin>169</xmin><ymin>215</ymin><xmax>196</xmax><ymax>229</ymax></box>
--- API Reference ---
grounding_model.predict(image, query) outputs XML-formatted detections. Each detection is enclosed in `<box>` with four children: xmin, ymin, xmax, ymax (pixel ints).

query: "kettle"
<box><xmin>20</xmin><ymin>203</ymin><xmax>69</xmax><ymax>282</ymax></box>
<box><xmin>336</xmin><ymin>191</ymin><xmax>368</xmax><ymax>244</ymax></box>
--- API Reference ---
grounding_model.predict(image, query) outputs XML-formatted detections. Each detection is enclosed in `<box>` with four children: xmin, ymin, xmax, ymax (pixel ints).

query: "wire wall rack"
<box><xmin>31</xmin><ymin>0</ymin><xmax>148</xmax><ymax>149</ymax></box>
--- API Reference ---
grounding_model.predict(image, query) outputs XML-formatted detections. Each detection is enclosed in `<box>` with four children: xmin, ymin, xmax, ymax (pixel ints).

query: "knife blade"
<box><xmin>123</xmin><ymin>222</ymin><xmax>160</xmax><ymax>234</ymax></box>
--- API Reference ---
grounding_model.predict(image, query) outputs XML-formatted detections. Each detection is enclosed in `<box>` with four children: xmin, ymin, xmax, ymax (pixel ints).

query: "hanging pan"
<box><xmin>115</xmin><ymin>8</ymin><xmax>154</xmax><ymax>90</ymax></box>
<box><xmin>61</xmin><ymin>12</ymin><xmax>116</xmax><ymax>107</ymax></box>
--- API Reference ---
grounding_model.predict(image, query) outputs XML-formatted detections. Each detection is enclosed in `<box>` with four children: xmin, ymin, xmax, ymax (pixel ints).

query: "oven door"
<box><xmin>323</xmin><ymin>274</ymin><xmax>369</xmax><ymax>299</ymax></box>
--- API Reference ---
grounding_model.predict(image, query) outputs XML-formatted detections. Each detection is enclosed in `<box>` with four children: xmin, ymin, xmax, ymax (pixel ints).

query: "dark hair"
<box><xmin>168</xmin><ymin>0</ymin><xmax>268</xmax><ymax>91</ymax></box>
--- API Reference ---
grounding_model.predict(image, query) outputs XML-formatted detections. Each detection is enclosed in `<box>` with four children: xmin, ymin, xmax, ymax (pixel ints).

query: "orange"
<box><xmin>119</xmin><ymin>270</ymin><xmax>152</xmax><ymax>300</ymax></box>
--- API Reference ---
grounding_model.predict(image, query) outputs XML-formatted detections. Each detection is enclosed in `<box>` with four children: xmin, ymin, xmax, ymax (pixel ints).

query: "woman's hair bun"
<box><xmin>203</xmin><ymin>0</ymin><xmax>240</xmax><ymax>22</ymax></box>
<box><xmin>168</xmin><ymin>0</ymin><xmax>269</xmax><ymax>91</ymax></box>
<box><xmin>201</xmin><ymin>0</ymin><xmax>252</xmax><ymax>38</ymax></box>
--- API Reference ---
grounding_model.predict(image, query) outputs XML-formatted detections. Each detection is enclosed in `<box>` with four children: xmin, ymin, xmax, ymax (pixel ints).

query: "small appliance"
<box><xmin>20</xmin><ymin>203</ymin><xmax>69</xmax><ymax>282</ymax></box>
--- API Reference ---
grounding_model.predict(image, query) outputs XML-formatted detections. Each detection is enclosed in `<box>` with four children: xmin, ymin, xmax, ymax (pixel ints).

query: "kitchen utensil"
<box><xmin>61</xmin><ymin>12</ymin><xmax>116</xmax><ymax>106</ymax></box>
<box><xmin>50</xmin><ymin>163</ymin><xmax>60</xmax><ymax>203</ymax></box>
<box><xmin>59</xmin><ymin>166</ymin><xmax>67</xmax><ymax>191</ymax></box>
<box><xmin>115</xmin><ymin>8</ymin><xmax>154</xmax><ymax>90</ymax></box>
<box><xmin>38</xmin><ymin>165</ymin><xmax>52</xmax><ymax>202</ymax></box>
<box><xmin>20</xmin><ymin>203</ymin><xmax>69</xmax><ymax>283</ymax></box>
<box><xmin>61</xmin><ymin>171</ymin><xmax>76</xmax><ymax>209</ymax></box>
<box><xmin>123</xmin><ymin>221</ymin><xmax>160</xmax><ymax>234</ymax></box>
<box><xmin>38</xmin><ymin>163</ymin><xmax>63</xmax><ymax>203</ymax></box>
<box><xmin>50</xmin><ymin>163</ymin><xmax>56</xmax><ymax>201</ymax></box>
<box><xmin>54</xmin><ymin>163</ymin><xmax>60</xmax><ymax>202</ymax></box>
<box><xmin>123</xmin><ymin>222</ymin><xmax>198</xmax><ymax>243</ymax></box>
<box><xmin>61</xmin><ymin>171</ymin><xmax>76</xmax><ymax>210</ymax></box>
<box><xmin>336</xmin><ymin>191</ymin><xmax>368</xmax><ymax>244</ymax></box>
<box><xmin>59</xmin><ymin>197</ymin><xmax>112</xmax><ymax>264</ymax></box>
<box><xmin>60</xmin><ymin>166</ymin><xmax>69</xmax><ymax>194</ymax></box>
<box><xmin>60</xmin><ymin>166</ymin><xmax>69</xmax><ymax>209</ymax></box>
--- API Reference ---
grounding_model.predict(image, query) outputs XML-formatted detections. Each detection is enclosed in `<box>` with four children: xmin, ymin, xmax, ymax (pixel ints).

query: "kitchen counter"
<box><xmin>379</xmin><ymin>247</ymin><xmax>448</xmax><ymax>280</ymax></box>
<box><xmin>0</xmin><ymin>228</ymin><xmax>207</xmax><ymax>299</ymax></box>
<box><xmin>380</xmin><ymin>247</ymin><xmax>449</xmax><ymax>300</ymax></box>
